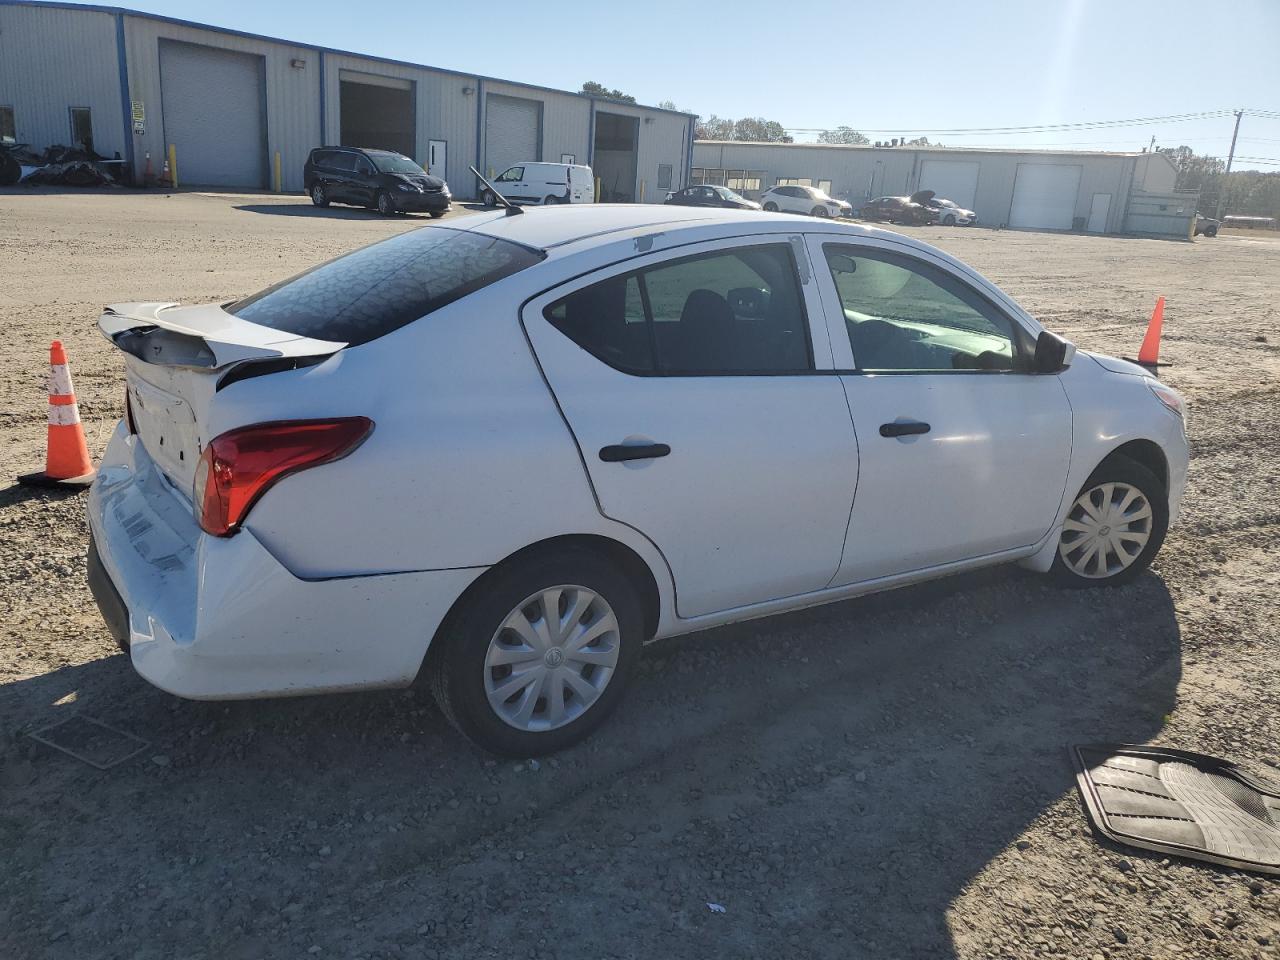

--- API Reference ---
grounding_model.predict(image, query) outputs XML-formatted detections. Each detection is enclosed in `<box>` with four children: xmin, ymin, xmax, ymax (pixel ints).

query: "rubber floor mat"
<box><xmin>1072</xmin><ymin>744</ymin><xmax>1280</xmax><ymax>875</ymax></box>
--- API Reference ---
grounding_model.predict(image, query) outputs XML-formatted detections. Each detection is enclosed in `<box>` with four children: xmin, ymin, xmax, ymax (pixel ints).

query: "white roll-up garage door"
<box><xmin>1009</xmin><ymin>163</ymin><xmax>1082</xmax><ymax>230</ymax></box>
<box><xmin>159</xmin><ymin>40</ymin><xmax>266</xmax><ymax>188</ymax></box>
<box><xmin>485</xmin><ymin>94</ymin><xmax>541</xmax><ymax>178</ymax></box>
<box><xmin>918</xmin><ymin>159</ymin><xmax>980</xmax><ymax>210</ymax></box>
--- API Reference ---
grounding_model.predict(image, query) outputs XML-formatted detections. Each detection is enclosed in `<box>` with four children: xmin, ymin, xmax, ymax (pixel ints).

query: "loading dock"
<box><xmin>158</xmin><ymin>39</ymin><xmax>266</xmax><ymax>187</ymax></box>
<box><xmin>340</xmin><ymin>71</ymin><xmax>414</xmax><ymax>158</ymax></box>
<box><xmin>593</xmin><ymin>111</ymin><xmax>639</xmax><ymax>202</ymax></box>
<box><xmin>1008</xmin><ymin>163</ymin><xmax>1082</xmax><ymax>230</ymax></box>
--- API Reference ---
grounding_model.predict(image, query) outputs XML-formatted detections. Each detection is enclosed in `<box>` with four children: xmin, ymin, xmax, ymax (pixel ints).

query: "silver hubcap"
<box><xmin>484</xmin><ymin>585</ymin><xmax>620</xmax><ymax>732</ymax></box>
<box><xmin>312</xmin><ymin>185</ymin><xmax>323</xmax><ymax>201</ymax></box>
<box><xmin>1059</xmin><ymin>481</ymin><xmax>1152</xmax><ymax>579</ymax></box>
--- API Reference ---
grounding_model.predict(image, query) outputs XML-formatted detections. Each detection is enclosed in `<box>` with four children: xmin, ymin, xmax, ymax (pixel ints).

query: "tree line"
<box><xmin>1158</xmin><ymin>146</ymin><xmax>1280</xmax><ymax>219</ymax></box>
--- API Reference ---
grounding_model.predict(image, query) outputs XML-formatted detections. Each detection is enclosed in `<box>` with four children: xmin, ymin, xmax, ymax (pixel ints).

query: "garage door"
<box><xmin>1009</xmin><ymin>163</ymin><xmax>1082</xmax><ymax>230</ymax></box>
<box><xmin>485</xmin><ymin>94</ymin><xmax>541</xmax><ymax>178</ymax></box>
<box><xmin>159</xmin><ymin>40</ymin><xmax>266</xmax><ymax>188</ymax></box>
<box><xmin>918</xmin><ymin>159</ymin><xmax>979</xmax><ymax>210</ymax></box>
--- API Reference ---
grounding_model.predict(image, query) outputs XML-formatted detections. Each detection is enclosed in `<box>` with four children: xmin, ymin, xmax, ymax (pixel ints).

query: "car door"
<box><xmin>522</xmin><ymin>235</ymin><xmax>860</xmax><ymax>618</ymax></box>
<box><xmin>807</xmin><ymin>235</ymin><xmax>1073</xmax><ymax>585</ymax></box>
<box><xmin>495</xmin><ymin>165</ymin><xmax>526</xmax><ymax>202</ymax></box>
<box><xmin>351</xmin><ymin>154</ymin><xmax>378</xmax><ymax>205</ymax></box>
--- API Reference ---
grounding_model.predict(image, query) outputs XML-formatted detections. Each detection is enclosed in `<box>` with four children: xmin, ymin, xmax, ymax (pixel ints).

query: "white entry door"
<box><xmin>427</xmin><ymin>139</ymin><xmax>447</xmax><ymax>179</ymax></box>
<box><xmin>1087</xmin><ymin>192</ymin><xmax>1112</xmax><ymax>233</ymax></box>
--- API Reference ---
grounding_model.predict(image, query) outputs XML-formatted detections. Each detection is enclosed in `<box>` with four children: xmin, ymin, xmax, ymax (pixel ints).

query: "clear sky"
<box><xmin>75</xmin><ymin>0</ymin><xmax>1280</xmax><ymax>171</ymax></box>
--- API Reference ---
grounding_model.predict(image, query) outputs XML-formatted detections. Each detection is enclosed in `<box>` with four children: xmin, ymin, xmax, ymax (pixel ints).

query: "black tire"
<box><xmin>310</xmin><ymin>183</ymin><xmax>329</xmax><ymax>207</ymax></box>
<box><xmin>943</xmin><ymin>214</ymin><xmax>956</xmax><ymax>226</ymax></box>
<box><xmin>543</xmin><ymin>194</ymin><xmax>560</xmax><ymax>206</ymax></box>
<box><xmin>375</xmin><ymin>191</ymin><xmax>396</xmax><ymax>216</ymax></box>
<box><xmin>481</xmin><ymin>189</ymin><xmax>497</xmax><ymax>208</ymax></box>
<box><xmin>428</xmin><ymin>210</ymin><xmax>446</xmax><ymax>219</ymax></box>
<box><xmin>762</xmin><ymin>201</ymin><xmax>778</xmax><ymax>212</ymax></box>
<box><xmin>428</xmin><ymin>546</ymin><xmax>644</xmax><ymax>756</ymax></box>
<box><xmin>1050</xmin><ymin>455</ymin><xmax>1169</xmax><ymax>588</ymax></box>
<box><xmin>811</xmin><ymin>205</ymin><xmax>830</xmax><ymax>218</ymax></box>
<box><xmin>1205</xmin><ymin>227</ymin><xmax>1217</xmax><ymax>238</ymax></box>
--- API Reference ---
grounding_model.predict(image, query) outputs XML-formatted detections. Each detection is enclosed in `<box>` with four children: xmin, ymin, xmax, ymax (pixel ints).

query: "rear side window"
<box><xmin>544</xmin><ymin>244</ymin><xmax>812</xmax><ymax>375</ymax></box>
<box><xmin>230</xmin><ymin>228</ymin><xmax>545</xmax><ymax>346</ymax></box>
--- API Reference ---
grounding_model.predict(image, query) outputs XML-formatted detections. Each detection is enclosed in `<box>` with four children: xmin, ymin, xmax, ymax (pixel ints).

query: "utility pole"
<box><xmin>1215</xmin><ymin>108</ymin><xmax>1244</xmax><ymax>220</ymax></box>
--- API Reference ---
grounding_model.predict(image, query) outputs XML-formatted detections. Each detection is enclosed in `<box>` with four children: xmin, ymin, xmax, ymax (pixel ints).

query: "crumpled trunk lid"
<box><xmin>100</xmin><ymin>301</ymin><xmax>345</xmax><ymax>496</ymax></box>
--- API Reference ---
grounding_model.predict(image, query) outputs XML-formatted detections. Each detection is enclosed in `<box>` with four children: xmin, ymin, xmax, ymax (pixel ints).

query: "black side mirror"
<box><xmin>1033</xmin><ymin>330</ymin><xmax>1076</xmax><ymax>373</ymax></box>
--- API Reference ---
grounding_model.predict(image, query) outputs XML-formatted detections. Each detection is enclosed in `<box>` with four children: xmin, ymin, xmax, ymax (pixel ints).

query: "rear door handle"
<box><xmin>879</xmin><ymin>421</ymin><xmax>931</xmax><ymax>438</ymax></box>
<box><xmin>599</xmin><ymin>443</ymin><xmax>671</xmax><ymax>462</ymax></box>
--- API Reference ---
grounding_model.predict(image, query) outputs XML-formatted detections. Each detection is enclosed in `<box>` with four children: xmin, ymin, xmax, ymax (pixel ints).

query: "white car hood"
<box><xmin>1084</xmin><ymin>350</ymin><xmax>1154</xmax><ymax>378</ymax></box>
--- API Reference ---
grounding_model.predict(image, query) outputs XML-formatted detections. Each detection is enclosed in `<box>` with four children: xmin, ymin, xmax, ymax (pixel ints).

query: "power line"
<box><xmin>783</xmin><ymin>109</ymin><xmax>1235</xmax><ymax>137</ymax></box>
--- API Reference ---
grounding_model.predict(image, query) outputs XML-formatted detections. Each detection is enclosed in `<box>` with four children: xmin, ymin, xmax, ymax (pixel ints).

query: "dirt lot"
<box><xmin>1</xmin><ymin>189</ymin><xmax>1278</xmax><ymax>960</ymax></box>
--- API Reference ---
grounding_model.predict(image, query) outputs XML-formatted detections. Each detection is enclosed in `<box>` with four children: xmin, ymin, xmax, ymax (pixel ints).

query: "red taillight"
<box><xmin>124</xmin><ymin>385</ymin><xmax>137</xmax><ymax>435</ymax></box>
<box><xmin>193</xmin><ymin>418</ymin><xmax>373</xmax><ymax>536</ymax></box>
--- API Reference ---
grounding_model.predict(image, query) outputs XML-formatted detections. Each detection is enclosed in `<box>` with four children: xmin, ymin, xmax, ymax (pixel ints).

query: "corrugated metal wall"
<box><xmin>0</xmin><ymin>4</ymin><xmax>125</xmax><ymax>159</ymax></box>
<box><xmin>694</xmin><ymin>142</ymin><xmax>1143</xmax><ymax>232</ymax></box>
<box><xmin>2</xmin><ymin>2</ymin><xmax>691</xmax><ymax>200</ymax></box>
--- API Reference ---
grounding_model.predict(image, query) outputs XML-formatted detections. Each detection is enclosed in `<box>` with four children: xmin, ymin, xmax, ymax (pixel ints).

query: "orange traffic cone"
<box><xmin>17</xmin><ymin>341</ymin><xmax>96</xmax><ymax>488</ymax></box>
<box><xmin>1137</xmin><ymin>296</ymin><xmax>1165</xmax><ymax>367</ymax></box>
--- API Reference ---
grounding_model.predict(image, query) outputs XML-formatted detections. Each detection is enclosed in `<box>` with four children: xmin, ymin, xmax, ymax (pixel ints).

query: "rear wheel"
<box><xmin>428</xmin><ymin>547</ymin><xmax>643</xmax><ymax>756</ymax></box>
<box><xmin>762</xmin><ymin>201</ymin><xmax>778</xmax><ymax>212</ymax></box>
<box><xmin>1051</xmin><ymin>456</ymin><xmax>1168</xmax><ymax>588</ymax></box>
<box><xmin>481</xmin><ymin>189</ymin><xmax>497</xmax><ymax>208</ymax></box>
<box><xmin>375</xmin><ymin>191</ymin><xmax>396</xmax><ymax>216</ymax></box>
<box><xmin>811</xmin><ymin>205</ymin><xmax>830</xmax><ymax>218</ymax></box>
<box><xmin>310</xmin><ymin>183</ymin><xmax>329</xmax><ymax>207</ymax></box>
<box><xmin>543</xmin><ymin>194</ymin><xmax>560</xmax><ymax>205</ymax></box>
<box><xmin>428</xmin><ymin>210</ymin><xmax>446</xmax><ymax>219</ymax></box>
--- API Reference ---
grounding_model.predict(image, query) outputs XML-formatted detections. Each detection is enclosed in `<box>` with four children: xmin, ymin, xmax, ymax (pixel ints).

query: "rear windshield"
<box><xmin>229</xmin><ymin>227</ymin><xmax>544</xmax><ymax>345</ymax></box>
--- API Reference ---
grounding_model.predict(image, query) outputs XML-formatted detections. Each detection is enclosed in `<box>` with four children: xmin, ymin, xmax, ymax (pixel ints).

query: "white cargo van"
<box><xmin>482</xmin><ymin>162</ymin><xmax>595</xmax><ymax>206</ymax></box>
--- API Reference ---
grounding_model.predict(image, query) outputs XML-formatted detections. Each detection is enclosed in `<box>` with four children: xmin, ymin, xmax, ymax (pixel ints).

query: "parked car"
<box><xmin>1194</xmin><ymin>214</ymin><xmax>1220</xmax><ymax>237</ymax></box>
<box><xmin>88</xmin><ymin>206</ymin><xmax>1188</xmax><ymax>756</ymax></box>
<box><xmin>857</xmin><ymin>194</ymin><xmax>932</xmax><ymax>225</ymax></box>
<box><xmin>665</xmin><ymin>184</ymin><xmax>761</xmax><ymax>210</ymax></box>
<box><xmin>481</xmin><ymin>161</ymin><xmax>595</xmax><ymax>206</ymax></box>
<box><xmin>759</xmin><ymin>184</ymin><xmax>852</xmax><ymax>218</ymax></box>
<box><xmin>304</xmin><ymin>147</ymin><xmax>450</xmax><ymax>217</ymax></box>
<box><xmin>924</xmin><ymin>196</ymin><xmax>978</xmax><ymax>226</ymax></box>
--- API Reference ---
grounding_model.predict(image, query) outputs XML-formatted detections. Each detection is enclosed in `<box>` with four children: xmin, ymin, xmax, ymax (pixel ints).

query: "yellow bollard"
<box><xmin>595</xmin><ymin>177</ymin><xmax>601</xmax><ymax>202</ymax></box>
<box><xmin>273</xmin><ymin>151</ymin><xmax>282</xmax><ymax>193</ymax></box>
<box><xmin>168</xmin><ymin>143</ymin><xmax>178</xmax><ymax>190</ymax></box>
<box><xmin>639</xmin><ymin>179</ymin><xmax>645</xmax><ymax>203</ymax></box>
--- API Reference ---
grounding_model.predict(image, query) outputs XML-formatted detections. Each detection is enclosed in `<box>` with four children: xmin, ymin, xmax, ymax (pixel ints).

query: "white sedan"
<box><xmin>87</xmin><ymin>206</ymin><xmax>1188</xmax><ymax>756</ymax></box>
<box><xmin>760</xmin><ymin>184</ymin><xmax>853</xmax><ymax>218</ymax></box>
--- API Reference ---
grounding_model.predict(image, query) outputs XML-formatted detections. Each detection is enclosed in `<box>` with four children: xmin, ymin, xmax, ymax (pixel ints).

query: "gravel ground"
<box><xmin>1</xmin><ymin>189</ymin><xmax>1278</xmax><ymax>960</ymax></box>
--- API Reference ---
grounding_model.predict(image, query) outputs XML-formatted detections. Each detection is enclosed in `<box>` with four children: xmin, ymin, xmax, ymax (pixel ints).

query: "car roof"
<box><xmin>458</xmin><ymin>204</ymin><xmax>877</xmax><ymax>252</ymax></box>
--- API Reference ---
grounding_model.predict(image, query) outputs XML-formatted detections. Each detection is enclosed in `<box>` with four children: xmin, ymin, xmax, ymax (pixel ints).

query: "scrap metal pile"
<box><xmin>0</xmin><ymin>143</ymin><xmax>126</xmax><ymax>187</ymax></box>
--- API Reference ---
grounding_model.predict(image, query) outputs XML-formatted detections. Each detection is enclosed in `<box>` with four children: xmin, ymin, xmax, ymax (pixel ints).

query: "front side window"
<box><xmin>496</xmin><ymin>166</ymin><xmax>523</xmax><ymax>182</ymax></box>
<box><xmin>823</xmin><ymin>244</ymin><xmax>1026</xmax><ymax>373</ymax></box>
<box><xmin>545</xmin><ymin>244</ymin><xmax>813</xmax><ymax>375</ymax></box>
<box><xmin>230</xmin><ymin>227</ymin><xmax>544</xmax><ymax>346</ymax></box>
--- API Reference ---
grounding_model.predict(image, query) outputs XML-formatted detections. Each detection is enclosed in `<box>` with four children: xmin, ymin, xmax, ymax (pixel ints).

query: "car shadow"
<box><xmin>1</xmin><ymin>564</ymin><xmax>1181</xmax><ymax>958</ymax></box>
<box><xmin>232</xmin><ymin>203</ymin><xmax>433</xmax><ymax>220</ymax></box>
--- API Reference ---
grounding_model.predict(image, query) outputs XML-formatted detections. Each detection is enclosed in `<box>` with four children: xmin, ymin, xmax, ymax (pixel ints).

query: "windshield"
<box><xmin>371</xmin><ymin>153</ymin><xmax>426</xmax><ymax>175</ymax></box>
<box><xmin>714</xmin><ymin>186</ymin><xmax>747</xmax><ymax>201</ymax></box>
<box><xmin>230</xmin><ymin>227</ymin><xmax>544</xmax><ymax>346</ymax></box>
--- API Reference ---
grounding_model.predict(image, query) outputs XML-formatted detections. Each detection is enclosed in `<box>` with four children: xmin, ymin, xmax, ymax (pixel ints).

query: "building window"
<box><xmin>69</xmin><ymin>107</ymin><xmax>93</xmax><ymax>151</ymax></box>
<box><xmin>776</xmin><ymin>177</ymin><xmax>813</xmax><ymax>187</ymax></box>
<box><xmin>690</xmin><ymin>167</ymin><xmax>706</xmax><ymax>183</ymax></box>
<box><xmin>657</xmin><ymin>163</ymin><xmax>673</xmax><ymax>190</ymax></box>
<box><xmin>0</xmin><ymin>106</ymin><xmax>14</xmax><ymax>144</ymax></box>
<box><xmin>818</xmin><ymin>180</ymin><xmax>833</xmax><ymax>195</ymax></box>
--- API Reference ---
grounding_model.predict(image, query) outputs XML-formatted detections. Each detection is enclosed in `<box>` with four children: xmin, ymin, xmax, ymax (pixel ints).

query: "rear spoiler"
<box><xmin>99</xmin><ymin>301</ymin><xmax>346</xmax><ymax>370</ymax></box>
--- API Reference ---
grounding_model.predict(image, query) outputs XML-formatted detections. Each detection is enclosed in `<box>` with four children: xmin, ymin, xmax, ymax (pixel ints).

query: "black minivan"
<box><xmin>304</xmin><ymin>147</ymin><xmax>451</xmax><ymax>217</ymax></box>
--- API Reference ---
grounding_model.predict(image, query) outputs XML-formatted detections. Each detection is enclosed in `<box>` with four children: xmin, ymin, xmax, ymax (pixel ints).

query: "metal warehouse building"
<box><xmin>693</xmin><ymin>141</ymin><xmax>1194</xmax><ymax>236</ymax></box>
<box><xmin>0</xmin><ymin>0</ymin><xmax>695</xmax><ymax>199</ymax></box>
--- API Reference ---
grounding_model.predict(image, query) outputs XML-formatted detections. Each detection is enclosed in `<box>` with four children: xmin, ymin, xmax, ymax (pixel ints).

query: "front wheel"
<box><xmin>375</xmin><ymin>191</ymin><xmax>396</xmax><ymax>216</ymax></box>
<box><xmin>481</xmin><ymin>189</ymin><xmax>497</xmax><ymax>208</ymax></box>
<box><xmin>811</xmin><ymin>205</ymin><xmax>830</xmax><ymax>218</ymax></box>
<box><xmin>428</xmin><ymin>547</ymin><xmax>643</xmax><ymax>756</ymax></box>
<box><xmin>428</xmin><ymin>209</ymin><xmax>446</xmax><ymax>219</ymax></box>
<box><xmin>310</xmin><ymin>183</ymin><xmax>329</xmax><ymax>207</ymax></box>
<box><xmin>762</xmin><ymin>201</ymin><xmax>778</xmax><ymax>212</ymax></box>
<box><xmin>1050</xmin><ymin>456</ymin><xmax>1168</xmax><ymax>588</ymax></box>
<box><xmin>943</xmin><ymin>214</ymin><xmax>956</xmax><ymax>226</ymax></box>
